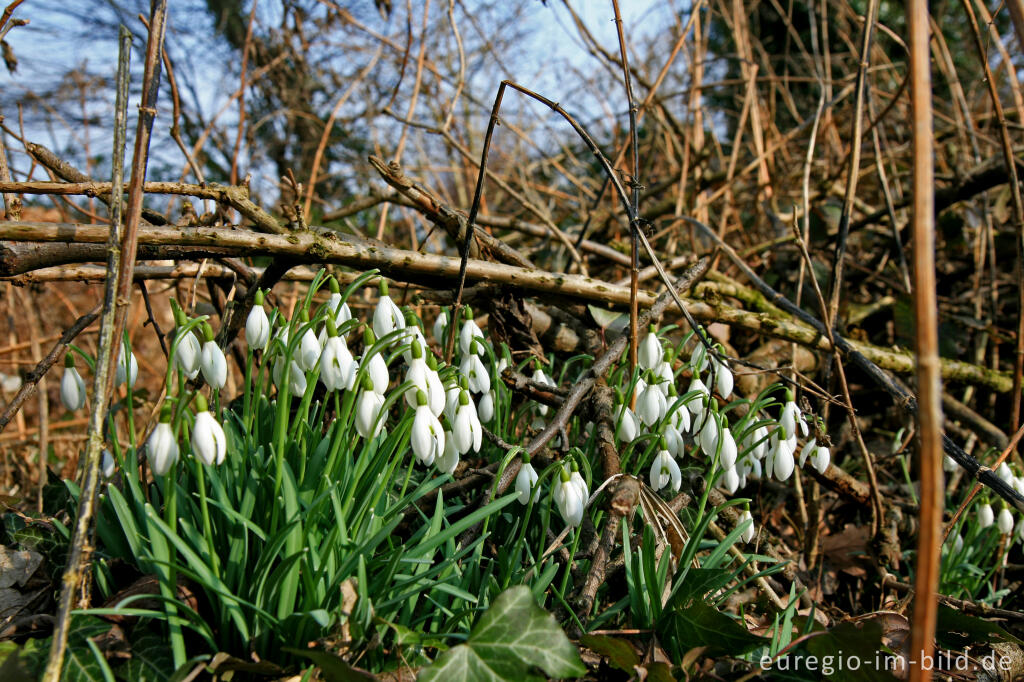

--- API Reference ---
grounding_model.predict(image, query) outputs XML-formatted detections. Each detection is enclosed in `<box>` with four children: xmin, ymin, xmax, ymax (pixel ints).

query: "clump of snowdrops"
<box><xmin>56</xmin><ymin>269</ymin><xmax>844</xmax><ymax>671</ymax></box>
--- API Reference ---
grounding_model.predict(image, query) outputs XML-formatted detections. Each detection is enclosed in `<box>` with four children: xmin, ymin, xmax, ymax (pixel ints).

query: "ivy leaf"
<box><xmin>418</xmin><ymin>586</ymin><xmax>586</xmax><ymax>681</ymax></box>
<box><xmin>61</xmin><ymin>616</ymin><xmax>114</xmax><ymax>682</ymax></box>
<box><xmin>656</xmin><ymin>570</ymin><xmax>765</xmax><ymax>661</ymax></box>
<box><xmin>118</xmin><ymin>632</ymin><xmax>173</xmax><ymax>682</ymax></box>
<box><xmin>936</xmin><ymin>605</ymin><xmax>1024</xmax><ymax>650</ymax></box>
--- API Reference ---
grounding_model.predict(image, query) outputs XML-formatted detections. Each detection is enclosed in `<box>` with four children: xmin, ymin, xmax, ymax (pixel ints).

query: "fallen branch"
<box><xmin>0</xmin><ymin>221</ymin><xmax>1012</xmax><ymax>393</ymax></box>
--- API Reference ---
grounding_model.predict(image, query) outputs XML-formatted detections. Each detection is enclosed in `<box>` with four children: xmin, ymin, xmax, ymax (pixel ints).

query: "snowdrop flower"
<box><xmin>318</xmin><ymin>278</ymin><xmax>352</xmax><ymax>346</ymax></box>
<box><xmin>360</xmin><ymin>328</ymin><xmax>390</xmax><ymax>395</ymax></box>
<box><xmin>943</xmin><ymin>455</ymin><xmax>958</xmax><ymax>473</ymax></box>
<box><xmin>721</xmin><ymin>465</ymin><xmax>740</xmax><ymax>494</ymax></box>
<box><xmin>799</xmin><ymin>432</ymin><xmax>830</xmax><ymax>473</ymax></box>
<box><xmin>515</xmin><ymin>456</ymin><xmax>539</xmax><ymax>505</ymax></box>
<box><xmin>654</xmin><ymin>357</ymin><xmax>674</xmax><ymax>392</ymax></box>
<box><xmin>637</xmin><ymin>377</ymin><xmax>668</xmax><ymax>426</ymax></box>
<box><xmin>320</xmin><ymin>320</ymin><xmax>356</xmax><ymax>392</ymax></box>
<box><xmin>689</xmin><ymin>340</ymin><xmax>710</xmax><ymax>374</ymax></box>
<box><xmin>245</xmin><ymin>289</ymin><xmax>271</xmax><ymax>350</ymax></box>
<box><xmin>771</xmin><ymin>428</ymin><xmax>796</xmax><ymax>481</ymax></box>
<box><xmin>372</xmin><ymin>279</ymin><xmax>405</xmax><ymax>341</ymax></box>
<box><xmin>615</xmin><ymin>401</ymin><xmax>640</xmax><ymax>443</ymax></box>
<box><xmin>405</xmin><ymin>339</ymin><xmax>432</xmax><ymax>403</ymax></box>
<box><xmin>294</xmin><ymin>312</ymin><xmax>321</xmax><ymax>372</ymax></box>
<box><xmin>191</xmin><ymin>394</ymin><xmax>226</xmax><ymax>466</ymax></box>
<box><xmin>998</xmin><ymin>507</ymin><xmax>1015</xmax><ymax>534</ymax></box>
<box><xmin>478</xmin><ymin>390</ymin><xmax>495</xmax><ymax>423</ymax></box>
<box><xmin>433</xmin><ymin>309</ymin><xmax>449</xmax><ymax>347</ymax></box>
<box><xmin>713</xmin><ymin>353</ymin><xmax>733</xmax><ymax>398</ymax></box>
<box><xmin>719</xmin><ymin>425</ymin><xmax>738</xmax><ymax>470</ymax></box>
<box><xmin>996</xmin><ymin>463</ymin><xmax>1014</xmax><ymax>484</ymax></box>
<box><xmin>424</xmin><ymin>353</ymin><xmax>446</xmax><ymax>417</ymax></box>
<box><xmin>200</xmin><ymin>323</ymin><xmax>227</xmax><ymax>390</ymax></box>
<box><xmin>116</xmin><ymin>342</ymin><xmax>138</xmax><ymax>389</ymax></box>
<box><xmin>171</xmin><ymin>305</ymin><xmax>201</xmax><ymax>379</ymax></box>
<box><xmin>147</xmin><ymin>405</ymin><xmax>179</xmax><ymax>476</ymax></box>
<box><xmin>698</xmin><ymin>405</ymin><xmax>721</xmax><ymax>459</ymax></box>
<box><xmin>668</xmin><ymin>393</ymin><xmax>691</xmax><ymax>435</ymax></box>
<box><xmin>444</xmin><ymin>378</ymin><xmax>465</xmax><ymax>424</ymax></box>
<box><xmin>461</xmin><ymin>349</ymin><xmax>490</xmax><ymax>394</ymax></box>
<box><xmin>355</xmin><ymin>375</ymin><xmax>387</xmax><ymax>439</ymax></box>
<box><xmin>779</xmin><ymin>390</ymin><xmax>808</xmax><ymax>438</ymax></box>
<box><xmin>174</xmin><ymin>332</ymin><xmax>202</xmax><ymax>381</ymax></box>
<box><xmin>411</xmin><ymin>390</ymin><xmax>445</xmax><ymax>466</ymax></box>
<box><xmin>951</xmin><ymin>533</ymin><xmax>964</xmax><ymax>554</ymax></box>
<box><xmin>748</xmin><ymin>455</ymin><xmax>763</xmax><ymax>480</ymax></box>
<box><xmin>649</xmin><ymin>447</ymin><xmax>681</xmax><ymax>492</ymax></box>
<box><xmin>273</xmin><ymin>357</ymin><xmax>307</xmax><ymax>397</ymax></box>
<box><xmin>459</xmin><ymin>309</ymin><xmax>486</xmax><ymax>356</ymax></box>
<box><xmin>553</xmin><ymin>467</ymin><xmax>585</xmax><ymax>527</ymax></box>
<box><xmin>570</xmin><ymin>462</ymin><xmax>589</xmax><ymax>505</ymax></box>
<box><xmin>436</xmin><ymin>428</ymin><xmax>459</xmax><ymax>475</ymax></box>
<box><xmin>978</xmin><ymin>503</ymin><xmax>995</xmax><ymax>529</ymax></box>
<box><xmin>685</xmin><ymin>375</ymin><xmax>709</xmax><ymax>422</ymax></box>
<box><xmin>738</xmin><ymin>509</ymin><xmax>756</xmax><ymax>543</ymax></box>
<box><xmin>743</xmin><ymin>425</ymin><xmax>769</xmax><ymax>460</ymax></box>
<box><xmin>452</xmin><ymin>390</ymin><xmax>482</xmax><ymax>454</ymax></box>
<box><xmin>531</xmin><ymin>365</ymin><xmax>553</xmax><ymax>415</ymax></box>
<box><xmin>664</xmin><ymin>423</ymin><xmax>685</xmax><ymax>458</ymax></box>
<box><xmin>101</xmin><ymin>449</ymin><xmax>116</xmax><ymax>479</ymax></box>
<box><xmin>60</xmin><ymin>354</ymin><xmax>87</xmax><ymax>412</ymax></box>
<box><xmin>638</xmin><ymin>327</ymin><xmax>662</xmax><ymax>370</ymax></box>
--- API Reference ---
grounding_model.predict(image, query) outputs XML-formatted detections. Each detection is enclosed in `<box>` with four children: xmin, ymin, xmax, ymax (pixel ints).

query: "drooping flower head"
<box><xmin>515</xmin><ymin>454</ymin><xmax>538</xmax><ymax>505</ymax></box>
<box><xmin>192</xmin><ymin>393</ymin><xmax>226</xmax><ymax>466</ymax></box>
<box><xmin>200</xmin><ymin>322</ymin><xmax>227</xmax><ymax>389</ymax></box>
<box><xmin>246</xmin><ymin>289</ymin><xmax>271</xmax><ymax>350</ymax></box>
<box><xmin>147</xmin><ymin>404</ymin><xmax>179</xmax><ymax>476</ymax></box>
<box><xmin>60</xmin><ymin>353</ymin><xmax>87</xmax><ymax>412</ymax></box>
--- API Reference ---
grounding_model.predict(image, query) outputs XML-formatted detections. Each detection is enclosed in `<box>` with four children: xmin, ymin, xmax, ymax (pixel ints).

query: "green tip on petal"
<box><xmin>327</xmin><ymin>319</ymin><xmax>339</xmax><ymax>338</ymax></box>
<box><xmin>459</xmin><ymin>376</ymin><xmax>469</xmax><ymax>390</ymax></box>
<box><xmin>416</xmin><ymin>389</ymin><xmax>428</xmax><ymax>406</ymax></box>
<box><xmin>300</xmin><ymin>309</ymin><xmax>310</xmax><ymax>323</ymax></box>
<box><xmin>559</xmin><ymin>467</ymin><xmax>571</xmax><ymax>482</ymax></box>
<box><xmin>425</xmin><ymin>353</ymin><xmax>437</xmax><ymax>371</ymax></box>
<box><xmin>660</xmin><ymin>435</ymin><xmax>668</xmax><ymax>449</ymax></box>
<box><xmin>458</xmin><ymin>390</ymin><xmax>469</xmax><ymax>406</ymax></box>
<box><xmin>464</xmin><ymin>305</ymin><xmax>473</xmax><ymax>320</ymax></box>
<box><xmin>411</xmin><ymin>339</ymin><xmax>423</xmax><ymax>359</ymax></box>
<box><xmin>668</xmin><ymin>383</ymin><xmax>677</xmax><ymax>397</ymax></box>
<box><xmin>571</xmin><ymin>461</ymin><xmax>579</xmax><ymax>473</ymax></box>
<box><xmin>254</xmin><ymin>289</ymin><xmax>265</xmax><ymax>306</ymax></box>
<box><xmin>64</xmin><ymin>354</ymin><xmax>76</xmax><ymax>368</ymax></box>
<box><xmin>329</xmin><ymin>277</ymin><xmax>340</xmax><ymax>294</ymax></box>
<box><xmin>522</xmin><ymin>453</ymin><xmax>531</xmax><ymax>464</ymax></box>
<box><xmin>361</xmin><ymin>374</ymin><xmax>375</xmax><ymax>392</ymax></box>
<box><xmin>202</xmin><ymin>322</ymin><xmax>215</xmax><ymax>342</ymax></box>
<box><xmin>379</xmin><ymin>278</ymin><xmax>389</xmax><ymax>296</ymax></box>
<box><xmin>363</xmin><ymin>327</ymin><xmax>376</xmax><ymax>345</ymax></box>
<box><xmin>709</xmin><ymin>398</ymin><xmax>718</xmax><ymax>411</ymax></box>
<box><xmin>159</xmin><ymin>404</ymin><xmax>173</xmax><ymax>423</ymax></box>
<box><xmin>785</xmin><ymin>388</ymin><xmax>794</xmax><ymax>402</ymax></box>
<box><xmin>648</xmin><ymin>324</ymin><xmax>656</xmax><ymax>333</ymax></box>
<box><xmin>405</xmin><ymin>310</ymin><xmax>417</xmax><ymax>326</ymax></box>
<box><xmin>194</xmin><ymin>393</ymin><xmax>209</xmax><ymax>413</ymax></box>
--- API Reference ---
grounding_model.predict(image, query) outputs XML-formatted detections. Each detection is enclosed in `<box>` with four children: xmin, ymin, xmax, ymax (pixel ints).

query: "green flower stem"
<box><xmin>243</xmin><ymin>348</ymin><xmax>254</xmax><ymax>446</ymax></box>
<box><xmin>193</xmin><ymin>458</ymin><xmax>221</xmax><ymax>579</ymax></box>
<box><xmin>161</xmin><ymin>459</ymin><xmax>186</xmax><ymax>668</ymax></box>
